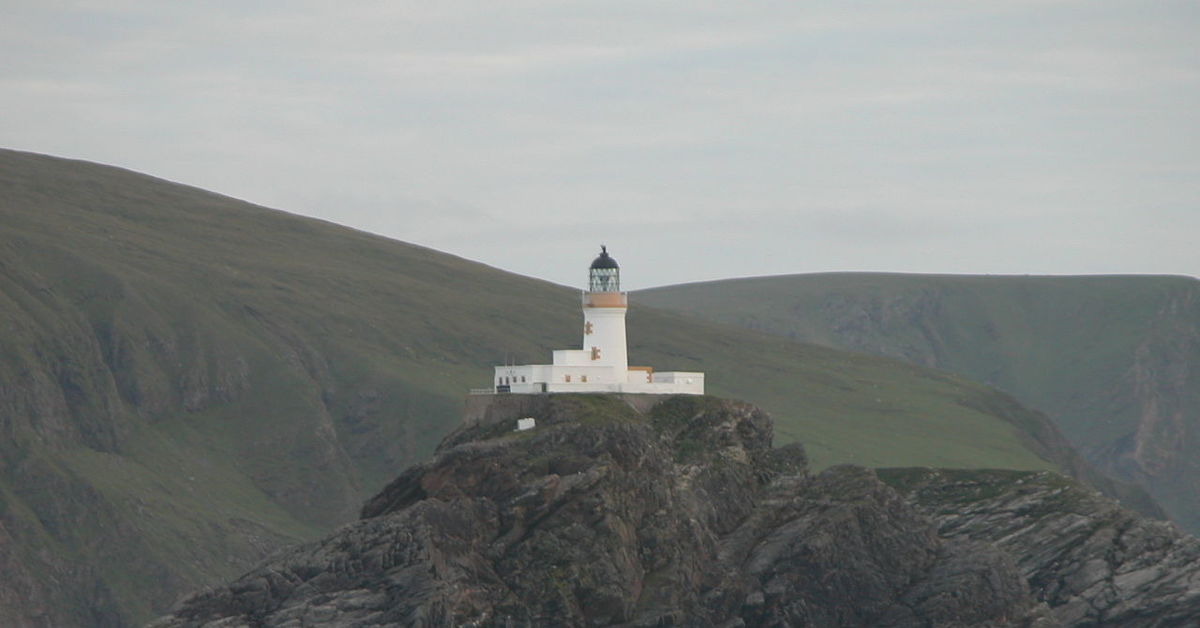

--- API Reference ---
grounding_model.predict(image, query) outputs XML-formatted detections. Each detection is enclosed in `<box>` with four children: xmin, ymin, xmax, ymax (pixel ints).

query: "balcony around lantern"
<box><xmin>582</xmin><ymin>291</ymin><xmax>628</xmax><ymax>308</ymax></box>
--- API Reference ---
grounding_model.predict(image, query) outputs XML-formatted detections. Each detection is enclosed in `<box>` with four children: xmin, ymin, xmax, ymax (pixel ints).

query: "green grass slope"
<box><xmin>0</xmin><ymin>149</ymin><xmax>1105</xmax><ymax>625</ymax></box>
<box><xmin>639</xmin><ymin>272</ymin><xmax>1200</xmax><ymax>533</ymax></box>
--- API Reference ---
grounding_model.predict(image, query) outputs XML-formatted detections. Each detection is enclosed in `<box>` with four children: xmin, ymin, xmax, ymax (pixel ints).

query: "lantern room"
<box><xmin>589</xmin><ymin>245</ymin><xmax>620</xmax><ymax>293</ymax></box>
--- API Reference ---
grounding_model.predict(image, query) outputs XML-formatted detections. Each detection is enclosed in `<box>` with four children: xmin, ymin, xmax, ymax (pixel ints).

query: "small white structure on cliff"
<box><xmin>487</xmin><ymin>247</ymin><xmax>704</xmax><ymax>395</ymax></box>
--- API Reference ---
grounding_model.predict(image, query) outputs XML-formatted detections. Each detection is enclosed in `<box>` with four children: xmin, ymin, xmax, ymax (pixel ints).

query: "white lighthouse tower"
<box><xmin>486</xmin><ymin>247</ymin><xmax>704</xmax><ymax>395</ymax></box>
<box><xmin>580</xmin><ymin>246</ymin><xmax>628</xmax><ymax>376</ymax></box>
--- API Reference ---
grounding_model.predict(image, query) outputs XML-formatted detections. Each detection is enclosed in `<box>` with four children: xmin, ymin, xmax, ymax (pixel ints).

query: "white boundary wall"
<box><xmin>491</xmin><ymin>364</ymin><xmax>703</xmax><ymax>395</ymax></box>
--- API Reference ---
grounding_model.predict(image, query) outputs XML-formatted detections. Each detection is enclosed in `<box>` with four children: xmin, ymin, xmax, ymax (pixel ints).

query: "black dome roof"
<box><xmin>590</xmin><ymin>246</ymin><xmax>619</xmax><ymax>270</ymax></box>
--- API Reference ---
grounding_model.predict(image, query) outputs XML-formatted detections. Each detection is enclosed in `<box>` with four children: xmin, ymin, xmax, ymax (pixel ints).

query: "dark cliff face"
<box><xmin>154</xmin><ymin>396</ymin><xmax>1066</xmax><ymax>627</ymax></box>
<box><xmin>882</xmin><ymin>468</ymin><xmax>1200</xmax><ymax>627</ymax></box>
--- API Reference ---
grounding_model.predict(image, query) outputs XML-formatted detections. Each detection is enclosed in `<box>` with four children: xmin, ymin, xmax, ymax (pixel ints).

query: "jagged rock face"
<box><xmin>716</xmin><ymin>469</ymin><xmax>1051</xmax><ymax>627</ymax></box>
<box><xmin>153</xmin><ymin>396</ymin><xmax>1053</xmax><ymax>627</ymax></box>
<box><xmin>883</xmin><ymin>468</ymin><xmax>1200</xmax><ymax>627</ymax></box>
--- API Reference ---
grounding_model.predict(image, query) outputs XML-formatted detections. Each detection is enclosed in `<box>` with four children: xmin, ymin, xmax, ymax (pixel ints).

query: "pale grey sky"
<box><xmin>3</xmin><ymin>1</ymin><xmax>1197</xmax><ymax>289</ymax></box>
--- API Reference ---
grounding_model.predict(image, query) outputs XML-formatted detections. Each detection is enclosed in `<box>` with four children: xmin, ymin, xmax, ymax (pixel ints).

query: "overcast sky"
<box><xmin>3</xmin><ymin>1</ymin><xmax>1197</xmax><ymax>289</ymax></box>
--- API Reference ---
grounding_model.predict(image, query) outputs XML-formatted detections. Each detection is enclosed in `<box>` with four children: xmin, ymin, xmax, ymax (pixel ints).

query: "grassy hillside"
<box><xmin>639</xmin><ymin>272</ymin><xmax>1200</xmax><ymax>533</ymax></box>
<box><xmin>0</xmin><ymin>149</ymin><xmax>1115</xmax><ymax>625</ymax></box>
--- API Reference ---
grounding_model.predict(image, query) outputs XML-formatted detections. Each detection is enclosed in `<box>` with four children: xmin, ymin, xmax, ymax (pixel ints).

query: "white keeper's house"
<box><xmin>487</xmin><ymin>247</ymin><xmax>704</xmax><ymax>395</ymax></box>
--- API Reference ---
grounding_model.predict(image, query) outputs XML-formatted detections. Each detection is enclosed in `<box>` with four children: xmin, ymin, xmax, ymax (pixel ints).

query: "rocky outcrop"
<box><xmin>155</xmin><ymin>395</ymin><xmax>1200</xmax><ymax>627</ymax></box>
<box><xmin>883</xmin><ymin>468</ymin><xmax>1200</xmax><ymax>627</ymax></box>
<box><xmin>153</xmin><ymin>396</ymin><xmax>1058</xmax><ymax>627</ymax></box>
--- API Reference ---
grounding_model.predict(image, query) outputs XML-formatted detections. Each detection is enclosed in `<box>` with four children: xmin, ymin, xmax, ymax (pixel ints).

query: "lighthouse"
<box><xmin>486</xmin><ymin>247</ymin><xmax>704</xmax><ymax>395</ymax></box>
<box><xmin>581</xmin><ymin>246</ymin><xmax>628</xmax><ymax>377</ymax></box>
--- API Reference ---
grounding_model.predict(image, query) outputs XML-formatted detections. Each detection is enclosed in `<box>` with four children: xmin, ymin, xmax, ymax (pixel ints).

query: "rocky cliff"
<box><xmin>882</xmin><ymin>468</ymin><xmax>1200</xmax><ymax>627</ymax></box>
<box><xmin>153</xmin><ymin>395</ymin><xmax>1200</xmax><ymax>627</ymax></box>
